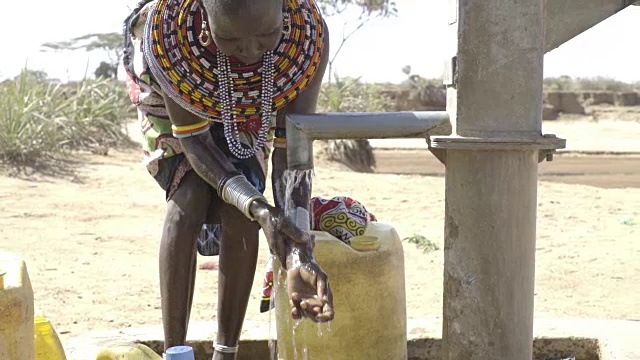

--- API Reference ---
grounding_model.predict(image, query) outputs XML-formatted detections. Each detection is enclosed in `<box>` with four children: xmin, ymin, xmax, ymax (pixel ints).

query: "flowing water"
<box><xmin>269</xmin><ymin>168</ymin><xmax>333</xmax><ymax>359</ymax></box>
<box><xmin>268</xmin><ymin>265</ymin><xmax>281</xmax><ymax>360</ymax></box>
<box><xmin>280</xmin><ymin>169</ymin><xmax>314</xmax><ymax>230</ymax></box>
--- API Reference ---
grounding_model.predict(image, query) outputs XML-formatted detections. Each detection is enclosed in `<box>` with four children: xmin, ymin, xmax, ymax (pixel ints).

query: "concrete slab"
<box><xmin>64</xmin><ymin>317</ymin><xmax>640</xmax><ymax>360</ymax></box>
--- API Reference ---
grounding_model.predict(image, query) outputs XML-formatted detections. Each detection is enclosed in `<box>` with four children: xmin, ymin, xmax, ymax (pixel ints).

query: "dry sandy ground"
<box><xmin>0</xmin><ymin>118</ymin><xmax>639</xmax><ymax>348</ymax></box>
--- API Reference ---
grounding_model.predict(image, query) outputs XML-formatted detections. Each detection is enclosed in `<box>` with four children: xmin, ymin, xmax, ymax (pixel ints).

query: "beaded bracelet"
<box><xmin>171</xmin><ymin>120</ymin><xmax>210</xmax><ymax>138</ymax></box>
<box><xmin>273</xmin><ymin>137</ymin><xmax>287</xmax><ymax>149</ymax></box>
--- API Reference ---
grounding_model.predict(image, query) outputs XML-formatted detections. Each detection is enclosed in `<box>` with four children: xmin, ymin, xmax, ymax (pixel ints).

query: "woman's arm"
<box><xmin>162</xmin><ymin>92</ymin><xmax>311</xmax><ymax>263</ymax></box>
<box><xmin>162</xmin><ymin>93</ymin><xmax>239</xmax><ymax>188</ymax></box>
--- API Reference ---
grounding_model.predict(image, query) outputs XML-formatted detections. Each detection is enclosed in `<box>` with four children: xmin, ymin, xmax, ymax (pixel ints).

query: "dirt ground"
<box><xmin>1</xmin><ymin>118</ymin><xmax>639</xmax><ymax>348</ymax></box>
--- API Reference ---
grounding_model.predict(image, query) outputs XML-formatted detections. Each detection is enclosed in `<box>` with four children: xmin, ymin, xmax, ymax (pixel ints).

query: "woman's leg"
<box><xmin>213</xmin><ymin>201</ymin><xmax>261</xmax><ymax>360</ymax></box>
<box><xmin>160</xmin><ymin>170</ymin><xmax>211</xmax><ymax>349</ymax></box>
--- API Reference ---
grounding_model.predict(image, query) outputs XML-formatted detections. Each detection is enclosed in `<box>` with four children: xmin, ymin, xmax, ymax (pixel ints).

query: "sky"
<box><xmin>1</xmin><ymin>0</ymin><xmax>639</xmax><ymax>83</ymax></box>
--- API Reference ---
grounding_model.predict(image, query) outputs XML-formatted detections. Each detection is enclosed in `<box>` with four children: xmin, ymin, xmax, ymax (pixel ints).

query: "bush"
<box><xmin>318</xmin><ymin>75</ymin><xmax>391</xmax><ymax>113</ymax></box>
<box><xmin>0</xmin><ymin>69</ymin><xmax>135</xmax><ymax>166</ymax></box>
<box><xmin>315</xmin><ymin>76</ymin><xmax>390</xmax><ymax>172</ymax></box>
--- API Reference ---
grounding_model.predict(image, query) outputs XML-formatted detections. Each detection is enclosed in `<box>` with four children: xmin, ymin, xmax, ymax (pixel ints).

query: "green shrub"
<box><xmin>402</xmin><ymin>234</ymin><xmax>440</xmax><ymax>253</ymax></box>
<box><xmin>0</xmin><ymin>69</ymin><xmax>135</xmax><ymax>166</ymax></box>
<box><xmin>318</xmin><ymin>75</ymin><xmax>391</xmax><ymax>113</ymax></box>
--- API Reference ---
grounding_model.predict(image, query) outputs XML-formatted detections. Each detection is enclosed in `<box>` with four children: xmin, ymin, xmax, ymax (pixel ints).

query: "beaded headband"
<box><xmin>143</xmin><ymin>0</ymin><xmax>325</xmax><ymax>123</ymax></box>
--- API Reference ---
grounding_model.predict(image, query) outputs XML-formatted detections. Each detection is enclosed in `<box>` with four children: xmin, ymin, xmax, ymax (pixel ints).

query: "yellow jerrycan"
<box><xmin>0</xmin><ymin>251</ymin><xmax>35</xmax><ymax>360</ymax></box>
<box><xmin>94</xmin><ymin>343</ymin><xmax>163</xmax><ymax>360</ymax></box>
<box><xmin>275</xmin><ymin>222</ymin><xmax>407</xmax><ymax>360</ymax></box>
<box><xmin>34</xmin><ymin>310</ymin><xmax>67</xmax><ymax>360</ymax></box>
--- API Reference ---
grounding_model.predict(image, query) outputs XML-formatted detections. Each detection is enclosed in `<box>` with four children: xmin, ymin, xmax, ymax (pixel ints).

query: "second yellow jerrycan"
<box><xmin>94</xmin><ymin>343</ymin><xmax>163</xmax><ymax>360</ymax></box>
<box><xmin>0</xmin><ymin>251</ymin><xmax>35</xmax><ymax>360</ymax></box>
<box><xmin>34</xmin><ymin>311</ymin><xmax>67</xmax><ymax>360</ymax></box>
<box><xmin>274</xmin><ymin>221</ymin><xmax>407</xmax><ymax>360</ymax></box>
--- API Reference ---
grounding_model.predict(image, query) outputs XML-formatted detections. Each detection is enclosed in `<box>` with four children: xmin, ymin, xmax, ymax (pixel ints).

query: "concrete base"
<box><xmin>64</xmin><ymin>317</ymin><xmax>640</xmax><ymax>360</ymax></box>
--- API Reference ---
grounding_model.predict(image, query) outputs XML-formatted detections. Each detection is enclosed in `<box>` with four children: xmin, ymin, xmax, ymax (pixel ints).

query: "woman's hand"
<box><xmin>250</xmin><ymin>200</ymin><xmax>334</xmax><ymax>323</ymax></box>
<box><xmin>287</xmin><ymin>261</ymin><xmax>334</xmax><ymax>323</ymax></box>
<box><xmin>250</xmin><ymin>200</ymin><xmax>311</xmax><ymax>267</ymax></box>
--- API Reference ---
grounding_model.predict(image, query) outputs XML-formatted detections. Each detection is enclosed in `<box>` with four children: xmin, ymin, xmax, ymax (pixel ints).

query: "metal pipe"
<box><xmin>286</xmin><ymin>111</ymin><xmax>450</xmax><ymax>170</ymax></box>
<box><xmin>544</xmin><ymin>0</ymin><xmax>634</xmax><ymax>53</ymax></box>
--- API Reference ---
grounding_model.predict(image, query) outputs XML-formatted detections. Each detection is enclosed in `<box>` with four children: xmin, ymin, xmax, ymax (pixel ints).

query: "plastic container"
<box><xmin>165</xmin><ymin>346</ymin><xmax>195</xmax><ymax>360</ymax></box>
<box><xmin>34</xmin><ymin>311</ymin><xmax>67</xmax><ymax>360</ymax></box>
<box><xmin>94</xmin><ymin>343</ymin><xmax>162</xmax><ymax>360</ymax></box>
<box><xmin>0</xmin><ymin>251</ymin><xmax>35</xmax><ymax>360</ymax></box>
<box><xmin>275</xmin><ymin>222</ymin><xmax>407</xmax><ymax>360</ymax></box>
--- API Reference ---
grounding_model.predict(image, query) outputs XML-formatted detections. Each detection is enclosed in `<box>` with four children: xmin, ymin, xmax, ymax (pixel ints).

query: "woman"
<box><xmin>122</xmin><ymin>0</ymin><xmax>334</xmax><ymax>357</ymax></box>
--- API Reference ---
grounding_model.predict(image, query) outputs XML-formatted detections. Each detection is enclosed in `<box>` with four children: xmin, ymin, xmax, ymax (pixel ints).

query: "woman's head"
<box><xmin>202</xmin><ymin>0</ymin><xmax>285</xmax><ymax>64</ymax></box>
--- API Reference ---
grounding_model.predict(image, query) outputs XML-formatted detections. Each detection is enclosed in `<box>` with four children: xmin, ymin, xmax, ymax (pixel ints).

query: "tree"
<box><xmin>316</xmin><ymin>0</ymin><xmax>397</xmax><ymax>173</ymax></box>
<box><xmin>94</xmin><ymin>61</ymin><xmax>118</xmax><ymax>79</ymax></box>
<box><xmin>42</xmin><ymin>32</ymin><xmax>123</xmax><ymax>79</ymax></box>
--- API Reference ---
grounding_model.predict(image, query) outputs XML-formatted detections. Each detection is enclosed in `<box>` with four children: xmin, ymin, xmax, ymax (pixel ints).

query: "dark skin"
<box><xmin>157</xmin><ymin>0</ymin><xmax>333</xmax><ymax>358</ymax></box>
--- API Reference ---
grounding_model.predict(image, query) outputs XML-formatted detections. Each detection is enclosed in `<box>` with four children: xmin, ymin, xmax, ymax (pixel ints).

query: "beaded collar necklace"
<box><xmin>143</xmin><ymin>0</ymin><xmax>325</xmax><ymax>159</ymax></box>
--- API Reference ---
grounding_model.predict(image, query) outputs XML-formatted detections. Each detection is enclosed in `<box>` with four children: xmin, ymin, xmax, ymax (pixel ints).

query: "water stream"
<box><xmin>280</xmin><ymin>169</ymin><xmax>314</xmax><ymax>230</ymax></box>
<box><xmin>268</xmin><ymin>260</ymin><xmax>280</xmax><ymax>360</ymax></box>
<box><xmin>270</xmin><ymin>169</ymin><xmax>324</xmax><ymax>359</ymax></box>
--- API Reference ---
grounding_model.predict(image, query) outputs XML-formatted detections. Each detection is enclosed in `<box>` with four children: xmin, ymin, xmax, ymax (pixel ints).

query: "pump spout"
<box><xmin>285</xmin><ymin>111</ymin><xmax>450</xmax><ymax>170</ymax></box>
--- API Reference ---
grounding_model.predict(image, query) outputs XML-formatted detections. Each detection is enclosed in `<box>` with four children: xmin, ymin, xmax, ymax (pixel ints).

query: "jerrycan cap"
<box><xmin>34</xmin><ymin>312</ymin><xmax>53</xmax><ymax>334</ymax></box>
<box><xmin>165</xmin><ymin>346</ymin><xmax>195</xmax><ymax>360</ymax></box>
<box><xmin>350</xmin><ymin>235</ymin><xmax>380</xmax><ymax>252</ymax></box>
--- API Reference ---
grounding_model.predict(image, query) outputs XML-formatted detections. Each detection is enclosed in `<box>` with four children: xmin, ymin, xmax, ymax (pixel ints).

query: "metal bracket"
<box><xmin>430</xmin><ymin>148</ymin><xmax>447</xmax><ymax>165</ymax></box>
<box><xmin>443</xmin><ymin>56</ymin><xmax>457</xmax><ymax>87</ymax></box>
<box><xmin>427</xmin><ymin>138</ymin><xmax>447</xmax><ymax>165</ymax></box>
<box><xmin>538</xmin><ymin>149</ymin><xmax>556</xmax><ymax>163</ymax></box>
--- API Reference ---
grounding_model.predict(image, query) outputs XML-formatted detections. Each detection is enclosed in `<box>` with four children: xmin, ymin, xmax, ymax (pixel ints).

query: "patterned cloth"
<box><xmin>259</xmin><ymin>196</ymin><xmax>377</xmax><ymax>312</ymax></box>
<box><xmin>311</xmin><ymin>196</ymin><xmax>377</xmax><ymax>244</ymax></box>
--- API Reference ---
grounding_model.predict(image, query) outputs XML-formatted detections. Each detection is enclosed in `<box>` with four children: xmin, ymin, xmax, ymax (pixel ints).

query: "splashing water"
<box><xmin>318</xmin><ymin>322</ymin><xmax>332</xmax><ymax>360</ymax></box>
<box><xmin>275</xmin><ymin>168</ymin><xmax>334</xmax><ymax>359</ymax></box>
<box><xmin>268</xmin><ymin>262</ymin><xmax>280</xmax><ymax>360</ymax></box>
<box><xmin>292</xmin><ymin>319</ymin><xmax>303</xmax><ymax>360</ymax></box>
<box><xmin>280</xmin><ymin>169</ymin><xmax>314</xmax><ymax>230</ymax></box>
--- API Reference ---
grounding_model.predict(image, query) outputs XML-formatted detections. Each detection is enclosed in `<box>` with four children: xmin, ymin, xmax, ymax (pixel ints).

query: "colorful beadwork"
<box><xmin>217</xmin><ymin>49</ymin><xmax>274</xmax><ymax>158</ymax></box>
<box><xmin>142</xmin><ymin>0</ymin><xmax>325</xmax><ymax>123</ymax></box>
<box><xmin>171</xmin><ymin>120</ymin><xmax>211</xmax><ymax>138</ymax></box>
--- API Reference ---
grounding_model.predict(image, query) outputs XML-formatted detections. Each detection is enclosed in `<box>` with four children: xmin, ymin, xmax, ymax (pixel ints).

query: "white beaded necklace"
<box><xmin>217</xmin><ymin>49</ymin><xmax>275</xmax><ymax>160</ymax></box>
